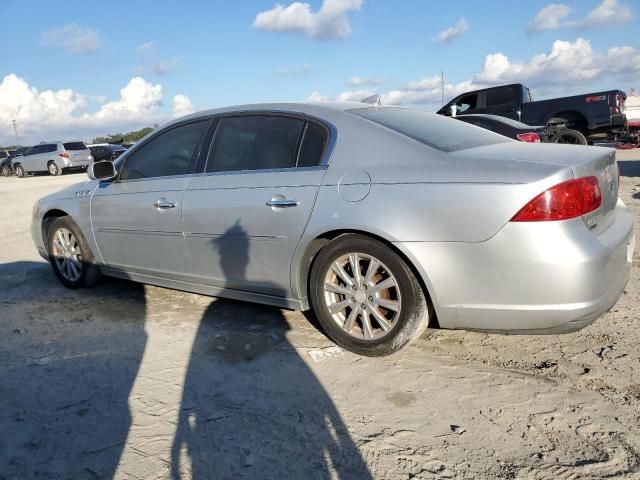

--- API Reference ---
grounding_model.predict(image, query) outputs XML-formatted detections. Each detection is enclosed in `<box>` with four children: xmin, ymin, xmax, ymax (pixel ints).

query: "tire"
<box><xmin>47</xmin><ymin>216</ymin><xmax>102</xmax><ymax>289</ymax></box>
<box><xmin>551</xmin><ymin>129</ymin><xmax>588</xmax><ymax>145</ymax></box>
<box><xmin>310</xmin><ymin>234</ymin><xmax>430</xmax><ymax>356</ymax></box>
<box><xmin>48</xmin><ymin>162</ymin><xmax>62</xmax><ymax>176</ymax></box>
<box><xmin>14</xmin><ymin>164</ymin><xmax>25</xmax><ymax>178</ymax></box>
<box><xmin>0</xmin><ymin>165</ymin><xmax>10</xmax><ymax>177</ymax></box>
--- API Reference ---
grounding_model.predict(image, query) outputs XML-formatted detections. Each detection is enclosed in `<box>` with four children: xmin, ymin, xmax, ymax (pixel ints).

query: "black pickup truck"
<box><xmin>436</xmin><ymin>83</ymin><xmax>633</xmax><ymax>145</ymax></box>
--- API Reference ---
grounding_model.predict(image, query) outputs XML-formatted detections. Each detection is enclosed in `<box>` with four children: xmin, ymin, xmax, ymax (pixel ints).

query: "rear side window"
<box><xmin>206</xmin><ymin>115</ymin><xmax>304</xmax><ymax>173</ymax></box>
<box><xmin>63</xmin><ymin>142</ymin><xmax>87</xmax><ymax>150</ymax></box>
<box><xmin>120</xmin><ymin>120</ymin><xmax>208</xmax><ymax>180</ymax></box>
<box><xmin>297</xmin><ymin>122</ymin><xmax>328</xmax><ymax>167</ymax></box>
<box><xmin>486</xmin><ymin>87</ymin><xmax>513</xmax><ymax>107</ymax></box>
<box><xmin>349</xmin><ymin>107</ymin><xmax>510</xmax><ymax>152</ymax></box>
<box><xmin>43</xmin><ymin>144</ymin><xmax>57</xmax><ymax>153</ymax></box>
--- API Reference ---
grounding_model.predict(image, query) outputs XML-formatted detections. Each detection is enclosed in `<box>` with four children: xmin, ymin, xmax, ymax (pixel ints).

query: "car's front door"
<box><xmin>91</xmin><ymin>119</ymin><xmax>210</xmax><ymax>281</ymax></box>
<box><xmin>182</xmin><ymin>114</ymin><xmax>330</xmax><ymax>298</ymax></box>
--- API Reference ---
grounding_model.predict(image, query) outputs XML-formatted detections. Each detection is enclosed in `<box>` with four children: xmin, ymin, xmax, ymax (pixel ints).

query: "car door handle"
<box><xmin>153</xmin><ymin>200</ymin><xmax>176</xmax><ymax>209</ymax></box>
<box><xmin>266</xmin><ymin>199</ymin><xmax>299</xmax><ymax>208</ymax></box>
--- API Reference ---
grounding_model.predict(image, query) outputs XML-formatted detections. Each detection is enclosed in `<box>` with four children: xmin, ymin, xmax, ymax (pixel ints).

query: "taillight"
<box><xmin>58</xmin><ymin>152</ymin><xmax>70</xmax><ymax>159</ymax></box>
<box><xmin>516</xmin><ymin>132</ymin><xmax>541</xmax><ymax>143</ymax></box>
<box><xmin>511</xmin><ymin>177</ymin><xmax>601</xmax><ymax>222</ymax></box>
<box><xmin>610</xmin><ymin>93</ymin><xmax>625</xmax><ymax>114</ymax></box>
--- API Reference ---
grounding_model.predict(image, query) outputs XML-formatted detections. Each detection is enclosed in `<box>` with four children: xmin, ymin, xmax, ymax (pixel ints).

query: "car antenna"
<box><xmin>361</xmin><ymin>94</ymin><xmax>382</xmax><ymax>106</ymax></box>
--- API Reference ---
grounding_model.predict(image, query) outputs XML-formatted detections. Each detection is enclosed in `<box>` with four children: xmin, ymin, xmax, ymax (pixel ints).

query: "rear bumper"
<box><xmin>396</xmin><ymin>199</ymin><xmax>635</xmax><ymax>334</ymax></box>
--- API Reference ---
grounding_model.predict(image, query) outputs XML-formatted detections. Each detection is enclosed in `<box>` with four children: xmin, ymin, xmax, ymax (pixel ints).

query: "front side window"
<box><xmin>119</xmin><ymin>120</ymin><xmax>208</xmax><ymax>180</ymax></box>
<box><xmin>455</xmin><ymin>94</ymin><xmax>478</xmax><ymax>113</ymax></box>
<box><xmin>0</xmin><ymin>151</ymin><xmax>6</xmax><ymax>159</ymax></box>
<box><xmin>206</xmin><ymin>115</ymin><xmax>304</xmax><ymax>173</ymax></box>
<box><xmin>26</xmin><ymin>146</ymin><xmax>41</xmax><ymax>156</ymax></box>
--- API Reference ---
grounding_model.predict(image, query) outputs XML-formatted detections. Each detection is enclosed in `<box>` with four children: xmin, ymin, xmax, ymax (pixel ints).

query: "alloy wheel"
<box><xmin>51</xmin><ymin>227</ymin><xmax>83</xmax><ymax>282</ymax></box>
<box><xmin>323</xmin><ymin>253</ymin><xmax>402</xmax><ymax>340</ymax></box>
<box><xmin>48</xmin><ymin>163</ymin><xmax>58</xmax><ymax>175</ymax></box>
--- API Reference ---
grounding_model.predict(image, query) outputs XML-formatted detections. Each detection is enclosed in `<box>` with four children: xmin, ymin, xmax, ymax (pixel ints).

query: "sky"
<box><xmin>0</xmin><ymin>0</ymin><xmax>639</xmax><ymax>145</ymax></box>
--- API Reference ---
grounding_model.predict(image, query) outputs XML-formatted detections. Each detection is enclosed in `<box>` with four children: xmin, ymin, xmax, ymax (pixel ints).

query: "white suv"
<box><xmin>13</xmin><ymin>141</ymin><xmax>93</xmax><ymax>177</ymax></box>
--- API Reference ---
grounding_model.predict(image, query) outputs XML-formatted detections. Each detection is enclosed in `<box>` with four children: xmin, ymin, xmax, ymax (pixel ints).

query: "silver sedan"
<box><xmin>31</xmin><ymin>103</ymin><xmax>635</xmax><ymax>356</ymax></box>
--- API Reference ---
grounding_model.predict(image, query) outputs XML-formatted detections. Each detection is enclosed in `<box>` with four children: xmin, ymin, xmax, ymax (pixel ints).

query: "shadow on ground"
<box><xmin>0</xmin><ymin>223</ymin><xmax>371</xmax><ymax>479</ymax></box>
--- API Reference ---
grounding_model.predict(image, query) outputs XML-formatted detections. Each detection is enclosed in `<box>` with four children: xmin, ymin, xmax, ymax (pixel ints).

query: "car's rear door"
<box><xmin>22</xmin><ymin>145</ymin><xmax>42</xmax><ymax>171</ymax></box>
<box><xmin>182</xmin><ymin>113</ymin><xmax>330</xmax><ymax>298</ymax></box>
<box><xmin>91</xmin><ymin>119</ymin><xmax>210</xmax><ymax>281</ymax></box>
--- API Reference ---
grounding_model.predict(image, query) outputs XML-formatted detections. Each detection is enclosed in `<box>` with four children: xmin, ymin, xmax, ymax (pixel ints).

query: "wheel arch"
<box><xmin>295</xmin><ymin>228</ymin><xmax>440</xmax><ymax>327</ymax></box>
<box><xmin>546</xmin><ymin>110</ymin><xmax>589</xmax><ymax>132</ymax></box>
<box><xmin>41</xmin><ymin>209</ymin><xmax>70</xmax><ymax>254</ymax></box>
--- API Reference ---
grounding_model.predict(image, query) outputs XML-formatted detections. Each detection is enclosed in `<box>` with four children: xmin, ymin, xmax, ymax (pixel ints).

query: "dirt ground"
<box><xmin>1</xmin><ymin>150</ymin><xmax>639</xmax><ymax>480</ymax></box>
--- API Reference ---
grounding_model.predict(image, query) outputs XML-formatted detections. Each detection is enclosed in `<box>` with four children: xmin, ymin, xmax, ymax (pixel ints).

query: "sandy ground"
<box><xmin>0</xmin><ymin>151</ymin><xmax>639</xmax><ymax>480</ymax></box>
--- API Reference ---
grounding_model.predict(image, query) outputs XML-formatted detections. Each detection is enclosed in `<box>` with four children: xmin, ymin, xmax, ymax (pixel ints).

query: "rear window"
<box><xmin>349</xmin><ymin>107</ymin><xmax>510</xmax><ymax>152</ymax></box>
<box><xmin>63</xmin><ymin>142</ymin><xmax>87</xmax><ymax>151</ymax></box>
<box><xmin>486</xmin><ymin>87</ymin><xmax>513</xmax><ymax>107</ymax></box>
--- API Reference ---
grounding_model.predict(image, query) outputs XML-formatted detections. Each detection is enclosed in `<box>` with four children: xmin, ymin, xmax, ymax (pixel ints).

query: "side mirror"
<box><xmin>88</xmin><ymin>161</ymin><xmax>117</xmax><ymax>181</ymax></box>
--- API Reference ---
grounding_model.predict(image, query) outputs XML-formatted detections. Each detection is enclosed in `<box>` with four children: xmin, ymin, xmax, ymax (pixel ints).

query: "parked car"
<box><xmin>437</xmin><ymin>83</ymin><xmax>630</xmax><ymax>145</ymax></box>
<box><xmin>453</xmin><ymin>114</ymin><xmax>546</xmax><ymax>143</ymax></box>
<box><xmin>89</xmin><ymin>144</ymin><xmax>127</xmax><ymax>162</ymax></box>
<box><xmin>13</xmin><ymin>141</ymin><xmax>93</xmax><ymax>178</ymax></box>
<box><xmin>0</xmin><ymin>149</ymin><xmax>16</xmax><ymax>176</ymax></box>
<box><xmin>31</xmin><ymin>103</ymin><xmax>634</xmax><ymax>356</ymax></box>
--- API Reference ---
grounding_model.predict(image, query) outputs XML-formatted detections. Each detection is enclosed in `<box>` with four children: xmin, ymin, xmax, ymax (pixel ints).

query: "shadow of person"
<box><xmin>171</xmin><ymin>223</ymin><xmax>372</xmax><ymax>479</ymax></box>
<box><xmin>0</xmin><ymin>260</ymin><xmax>147</xmax><ymax>480</ymax></box>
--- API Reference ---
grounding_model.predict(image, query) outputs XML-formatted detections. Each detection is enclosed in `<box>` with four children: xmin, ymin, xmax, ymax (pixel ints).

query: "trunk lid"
<box><xmin>455</xmin><ymin>142</ymin><xmax>619</xmax><ymax>234</ymax></box>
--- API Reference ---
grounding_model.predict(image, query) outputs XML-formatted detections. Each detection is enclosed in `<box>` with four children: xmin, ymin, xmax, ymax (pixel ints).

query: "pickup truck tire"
<box><xmin>551</xmin><ymin>129</ymin><xmax>588</xmax><ymax>146</ymax></box>
<box><xmin>0</xmin><ymin>165</ymin><xmax>10</xmax><ymax>177</ymax></box>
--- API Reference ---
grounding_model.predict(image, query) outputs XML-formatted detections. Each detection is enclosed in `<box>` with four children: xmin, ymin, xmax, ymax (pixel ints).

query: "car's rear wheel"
<box><xmin>14</xmin><ymin>164</ymin><xmax>25</xmax><ymax>178</ymax></box>
<box><xmin>47</xmin><ymin>217</ymin><xmax>102</xmax><ymax>289</ymax></box>
<box><xmin>551</xmin><ymin>129</ymin><xmax>588</xmax><ymax>145</ymax></box>
<box><xmin>0</xmin><ymin>165</ymin><xmax>10</xmax><ymax>177</ymax></box>
<box><xmin>310</xmin><ymin>234</ymin><xmax>430</xmax><ymax>356</ymax></box>
<box><xmin>48</xmin><ymin>162</ymin><xmax>62</xmax><ymax>176</ymax></box>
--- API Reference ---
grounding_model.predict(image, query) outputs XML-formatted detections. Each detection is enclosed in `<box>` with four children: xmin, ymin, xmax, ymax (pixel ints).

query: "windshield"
<box><xmin>348</xmin><ymin>107</ymin><xmax>511</xmax><ymax>152</ymax></box>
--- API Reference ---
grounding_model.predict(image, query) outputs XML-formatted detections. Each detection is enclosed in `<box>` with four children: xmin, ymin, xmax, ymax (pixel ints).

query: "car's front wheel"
<box><xmin>47</xmin><ymin>216</ymin><xmax>102</xmax><ymax>288</ymax></box>
<box><xmin>310</xmin><ymin>234</ymin><xmax>430</xmax><ymax>356</ymax></box>
<box><xmin>14</xmin><ymin>164</ymin><xmax>25</xmax><ymax>178</ymax></box>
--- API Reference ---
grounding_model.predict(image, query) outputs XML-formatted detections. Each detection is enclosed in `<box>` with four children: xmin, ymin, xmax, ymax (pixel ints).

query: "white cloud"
<box><xmin>528</xmin><ymin>0</ymin><xmax>632</xmax><ymax>33</ymax></box>
<box><xmin>309</xmin><ymin>38</ymin><xmax>640</xmax><ymax>107</ymax></box>
<box><xmin>152</xmin><ymin>57</ymin><xmax>182</xmax><ymax>75</ymax></box>
<box><xmin>136</xmin><ymin>41</ymin><xmax>182</xmax><ymax>75</ymax></box>
<box><xmin>528</xmin><ymin>3</ymin><xmax>571</xmax><ymax>33</ymax></box>
<box><xmin>436</xmin><ymin>17</ymin><xmax>468</xmax><ymax>43</ymax></box>
<box><xmin>277</xmin><ymin>64</ymin><xmax>314</xmax><ymax>76</ymax></box>
<box><xmin>0</xmin><ymin>74</ymin><xmax>193</xmax><ymax>144</ymax></box>
<box><xmin>40</xmin><ymin>24</ymin><xmax>103</xmax><ymax>54</ymax></box>
<box><xmin>347</xmin><ymin>75</ymin><xmax>386</xmax><ymax>87</ymax></box>
<box><xmin>253</xmin><ymin>0</ymin><xmax>363</xmax><ymax>39</ymax></box>
<box><xmin>92</xmin><ymin>77</ymin><xmax>163</xmax><ymax>121</ymax></box>
<box><xmin>575</xmin><ymin>0</ymin><xmax>633</xmax><ymax>28</ymax></box>
<box><xmin>475</xmin><ymin>38</ymin><xmax>640</xmax><ymax>87</ymax></box>
<box><xmin>173</xmin><ymin>94</ymin><xmax>194</xmax><ymax>117</ymax></box>
<box><xmin>136</xmin><ymin>41</ymin><xmax>156</xmax><ymax>53</ymax></box>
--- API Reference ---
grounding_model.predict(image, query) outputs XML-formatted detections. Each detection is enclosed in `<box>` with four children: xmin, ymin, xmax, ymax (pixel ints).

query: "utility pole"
<box><xmin>440</xmin><ymin>70</ymin><xmax>444</xmax><ymax>106</ymax></box>
<box><xmin>12</xmin><ymin>119</ymin><xmax>20</xmax><ymax>145</ymax></box>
